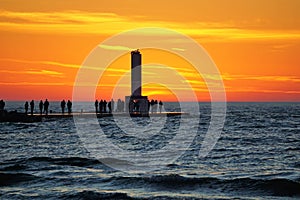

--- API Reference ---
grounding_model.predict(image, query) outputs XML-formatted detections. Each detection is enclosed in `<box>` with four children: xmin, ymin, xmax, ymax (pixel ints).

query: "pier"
<box><xmin>0</xmin><ymin>111</ymin><xmax>188</xmax><ymax>123</ymax></box>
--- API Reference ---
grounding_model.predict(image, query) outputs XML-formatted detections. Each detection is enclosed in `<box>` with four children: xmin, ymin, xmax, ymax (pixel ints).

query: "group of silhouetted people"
<box><xmin>1</xmin><ymin>98</ymin><xmax>163</xmax><ymax>116</ymax></box>
<box><xmin>95</xmin><ymin>99</ymin><xmax>114</xmax><ymax>113</ymax></box>
<box><xmin>24</xmin><ymin>99</ymin><xmax>50</xmax><ymax>115</ymax></box>
<box><xmin>94</xmin><ymin>98</ymin><xmax>125</xmax><ymax>113</ymax></box>
<box><xmin>60</xmin><ymin>100</ymin><xmax>72</xmax><ymax>114</ymax></box>
<box><xmin>149</xmin><ymin>99</ymin><xmax>163</xmax><ymax>113</ymax></box>
<box><xmin>24</xmin><ymin>99</ymin><xmax>73</xmax><ymax>115</ymax></box>
<box><xmin>94</xmin><ymin>98</ymin><xmax>163</xmax><ymax>113</ymax></box>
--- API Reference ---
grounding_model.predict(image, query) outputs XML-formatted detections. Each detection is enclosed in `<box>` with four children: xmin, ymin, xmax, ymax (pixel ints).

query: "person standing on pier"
<box><xmin>111</xmin><ymin>99</ymin><xmax>114</xmax><ymax>112</ymax></box>
<box><xmin>24</xmin><ymin>101</ymin><xmax>29</xmax><ymax>114</ymax></box>
<box><xmin>150</xmin><ymin>99</ymin><xmax>155</xmax><ymax>113</ymax></box>
<box><xmin>39</xmin><ymin>100</ymin><xmax>43</xmax><ymax>115</ymax></box>
<box><xmin>154</xmin><ymin>100</ymin><xmax>158</xmax><ymax>113</ymax></box>
<box><xmin>67</xmin><ymin>100</ymin><xmax>72</xmax><ymax>114</ymax></box>
<box><xmin>95</xmin><ymin>100</ymin><xmax>98</xmax><ymax>113</ymax></box>
<box><xmin>103</xmin><ymin>100</ymin><xmax>107</xmax><ymax>113</ymax></box>
<box><xmin>99</xmin><ymin>100</ymin><xmax>103</xmax><ymax>113</ymax></box>
<box><xmin>159</xmin><ymin>100</ymin><xmax>163</xmax><ymax>113</ymax></box>
<box><xmin>61</xmin><ymin>100</ymin><xmax>66</xmax><ymax>114</ymax></box>
<box><xmin>108</xmin><ymin>101</ymin><xmax>112</xmax><ymax>113</ymax></box>
<box><xmin>30</xmin><ymin>100</ymin><xmax>34</xmax><ymax>115</ymax></box>
<box><xmin>117</xmin><ymin>99</ymin><xmax>121</xmax><ymax>112</ymax></box>
<box><xmin>0</xmin><ymin>100</ymin><xmax>5</xmax><ymax>111</ymax></box>
<box><xmin>44</xmin><ymin>99</ymin><xmax>49</xmax><ymax>115</ymax></box>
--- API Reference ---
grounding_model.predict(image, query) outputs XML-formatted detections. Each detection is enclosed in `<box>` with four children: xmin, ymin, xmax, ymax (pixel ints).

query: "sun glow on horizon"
<box><xmin>0</xmin><ymin>0</ymin><xmax>299</xmax><ymax>102</ymax></box>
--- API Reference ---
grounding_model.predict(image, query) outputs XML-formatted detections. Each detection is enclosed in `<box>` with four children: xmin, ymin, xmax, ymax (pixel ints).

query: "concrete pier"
<box><xmin>0</xmin><ymin>112</ymin><xmax>188</xmax><ymax>122</ymax></box>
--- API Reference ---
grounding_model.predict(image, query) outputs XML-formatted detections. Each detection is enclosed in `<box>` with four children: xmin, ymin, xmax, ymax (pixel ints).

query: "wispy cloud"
<box><xmin>0</xmin><ymin>58</ymin><xmax>80</xmax><ymax>69</ymax></box>
<box><xmin>171</xmin><ymin>47</ymin><xmax>185</xmax><ymax>52</ymax></box>
<box><xmin>0</xmin><ymin>69</ymin><xmax>64</xmax><ymax>77</ymax></box>
<box><xmin>222</xmin><ymin>74</ymin><xmax>300</xmax><ymax>82</ymax></box>
<box><xmin>99</xmin><ymin>44</ymin><xmax>132</xmax><ymax>51</ymax></box>
<box><xmin>0</xmin><ymin>81</ymin><xmax>71</xmax><ymax>86</ymax></box>
<box><xmin>0</xmin><ymin>10</ymin><xmax>299</xmax><ymax>41</ymax></box>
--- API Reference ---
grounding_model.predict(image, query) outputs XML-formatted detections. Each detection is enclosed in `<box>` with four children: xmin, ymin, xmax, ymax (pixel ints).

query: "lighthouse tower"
<box><xmin>125</xmin><ymin>50</ymin><xmax>149</xmax><ymax>115</ymax></box>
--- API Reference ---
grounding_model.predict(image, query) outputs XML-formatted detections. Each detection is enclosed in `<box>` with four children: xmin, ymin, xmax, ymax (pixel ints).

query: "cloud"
<box><xmin>99</xmin><ymin>44</ymin><xmax>132</xmax><ymax>51</ymax></box>
<box><xmin>226</xmin><ymin>88</ymin><xmax>300</xmax><ymax>94</ymax></box>
<box><xmin>0</xmin><ymin>10</ymin><xmax>300</xmax><ymax>41</ymax></box>
<box><xmin>171</xmin><ymin>47</ymin><xmax>185</xmax><ymax>52</ymax></box>
<box><xmin>0</xmin><ymin>81</ymin><xmax>70</xmax><ymax>86</ymax></box>
<box><xmin>0</xmin><ymin>69</ymin><xmax>64</xmax><ymax>77</ymax></box>
<box><xmin>222</xmin><ymin>74</ymin><xmax>300</xmax><ymax>83</ymax></box>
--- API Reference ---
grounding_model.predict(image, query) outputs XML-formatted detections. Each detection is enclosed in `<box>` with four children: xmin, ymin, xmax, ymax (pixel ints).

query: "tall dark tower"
<box><xmin>131</xmin><ymin>50</ymin><xmax>142</xmax><ymax>97</ymax></box>
<box><xmin>125</xmin><ymin>49</ymin><xmax>149</xmax><ymax>115</ymax></box>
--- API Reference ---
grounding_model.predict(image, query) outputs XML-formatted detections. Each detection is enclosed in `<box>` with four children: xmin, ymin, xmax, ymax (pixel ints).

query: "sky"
<box><xmin>0</xmin><ymin>0</ymin><xmax>299</xmax><ymax>102</ymax></box>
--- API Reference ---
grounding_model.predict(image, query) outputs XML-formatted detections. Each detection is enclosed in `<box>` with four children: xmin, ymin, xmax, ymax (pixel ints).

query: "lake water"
<box><xmin>0</xmin><ymin>102</ymin><xmax>299</xmax><ymax>199</ymax></box>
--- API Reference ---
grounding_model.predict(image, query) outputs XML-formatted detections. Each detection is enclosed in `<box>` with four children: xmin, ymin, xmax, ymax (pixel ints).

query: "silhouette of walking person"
<box><xmin>99</xmin><ymin>100</ymin><xmax>103</xmax><ymax>113</ymax></box>
<box><xmin>150</xmin><ymin>99</ymin><xmax>155</xmax><ymax>113</ymax></box>
<box><xmin>0</xmin><ymin>99</ymin><xmax>5</xmax><ymax>110</ymax></box>
<box><xmin>117</xmin><ymin>99</ymin><xmax>121</xmax><ymax>112</ymax></box>
<box><xmin>108</xmin><ymin>101</ymin><xmax>112</xmax><ymax>113</ymax></box>
<box><xmin>67</xmin><ymin>100</ymin><xmax>72</xmax><ymax>114</ymax></box>
<box><xmin>39</xmin><ymin>100</ymin><xmax>43</xmax><ymax>115</ymax></box>
<box><xmin>159</xmin><ymin>100</ymin><xmax>163</xmax><ymax>113</ymax></box>
<box><xmin>24</xmin><ymin>101</ymin><xmax>29</xmax><ymax>114</ymax></box>
<box><xmin>103</xmin><ymin>100</ymin><xmax>107</xmax><ymax>113</ymax></box>
<box><xmin>44</xmin><ymin>99</ymin><xmax>49</xmax><ymax>115</ymax></box>
<box><xmin>95</xmin><ymin>100</ymin><xmax>98</xmax><ymax>113</ymax></box>
<box><xmin>111</xmin><ymin>99</ymin><xmax>114</xmax><ymax>113</ymax></box>
<box><xmin>61</xmin><ymin>100</ymin><xmax>66</xmax><ymax>114</ymax></box>
<box><xmin>30</xmin><ymin>100</ymin><xmax>34</xmax><ymax>115</ymax></box>
<box><xmin>154</xmin><ymin>100</ymin><xmax>158</xmax><ymax>113</ymax></box>
<box><xmin>148</xmin><ymin>100</ymin><xmax>151</xmax><ymax>112</ymax></box>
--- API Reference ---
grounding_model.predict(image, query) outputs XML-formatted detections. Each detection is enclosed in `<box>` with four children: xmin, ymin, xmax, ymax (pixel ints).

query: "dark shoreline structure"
<box><xmin>0</xmin><ymin>111</ymin><xmax>187</xmax><ymax>123</ymax></box>
<box><xmin>0</xmin><ymin>110</ymin><xmax>42</xmax><ymax>123</ymax></box>
<box><xmin>125</xmin><ymin>50</ymin><xmax>149</xmax><ymax>117</ymax></box>
<box><xmin>0</xmin><ymin>50</ymin><xmax>187</xmax><ymax>122</ymax></box>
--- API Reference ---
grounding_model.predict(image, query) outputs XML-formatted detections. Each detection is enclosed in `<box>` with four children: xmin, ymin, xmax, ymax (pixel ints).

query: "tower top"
<box><xmin>131</xmin><ymin>49</ymin><xmax>140</xmax><ymax>54</ymax></box>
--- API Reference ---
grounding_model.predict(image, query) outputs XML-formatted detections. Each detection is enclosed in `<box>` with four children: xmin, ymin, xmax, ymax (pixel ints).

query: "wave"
<box><xmin>0</xmin><ymin>172</ymin><xmax>39</xmax><ymax>186</ymax></box>
<box><xmin>61</xmin><ymin>191</ymin><xmax>135</xmax><ymax>200</ymax></box>
<box><xmin>1</xmin><ymin>156</ymin><xmax>104</xmax><ymax>168</ymax></box>
<box><xmin>108</xmin><ymin>174</ymin><xmax>300</xmax><ymax>197</ymax></box>
<box><xmin>60</xmin><ymin>190</ymin><xmax>209</xmax><ymax>200</ymax></box>
<box><xmin>1</xmin><ymin>158</ymin><xmax>299</xmax><ymax>197</ymax></box>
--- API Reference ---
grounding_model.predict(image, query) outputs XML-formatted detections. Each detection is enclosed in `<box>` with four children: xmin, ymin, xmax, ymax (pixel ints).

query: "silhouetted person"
<box><xmin>24</xmin><ymin>101</ymin><xmax>29</xmax><ymax>114</ymax></box>
<box><xmin>108</xmin><ymin>101</ymin><xmax>112</xmax><ymax>113</ymax></box>
<box><xmin>159</xmin><ymin>100</ymin><xmax>163</xmax><ymax>113</ymax></box>
<box><xmin>44</xmin><ymin>99</ymin><xmax>49</xmax><ymax>115</ymax></box>
<box><xmin>154</xmin><ymin>100</ymin><xmax>158</xmax><ymax>113</ymax></box>
<box><xmin>117</xmin><ymin>99</ymin><xmax>121</xmax><ymax>112</ymax></box>
<box><xmin>136</xmin><ymin>100</ymin><xmax>140</xmax><ymax>112</ymax></box>
<box><xmin>121</xmin><ymin>100</ymin><xmax>125</xmax><ymax>112</ymax></box>
<box><xmin>67</xmin><ymin>100</ymin><xmax>72</xmax><ymax>114</ymax></box>
<box><xmin>61</xmin><ymin>100</ymin><xmax>66</xmax><ymax>114</ymax></box>
<box><xmin>148</xmin><ymin>100</ymin><xmax>151</xmax><ymax>111</ymax></box>
<box><xmin>39</xmin><ymin>100</ymin><xmax>43</xmax><ymax>115</ymax></box>
<box><xmin>30</xmin><ymin>100</ymin><xmax>34</xmax><ymax>115</ymax></box>
<box><xmin>0</xmin><ymin>99</ymin><xmax>5</xmax><ymax>110</ymax></box>
<box><xmin>133</xmin><ymin>100</ymin><xmax>139</xmax><ymax>112</ymax></box>
<box><xmin>150</xmin><ymin>99</ymin><xmax>155</xmax><ymax>113</ymax></box>
<box><xmin>103</xmin><ymin>100</ymin><xmax>107</xmax><ymax>113</ymax></box>
<box><xmin>111</xmin><ymin>99</ymin><xmax>114</xmax><ymax>112</ymax></box>
<box><xmin>99</xmin><ymin>100</ymin><xmax>103</xmax><ymax>113</ymax></box>
<box><xmin>95</xmin><ymin>100</ymin><xmax>99</xmax><ymax>113</ymax></box>
<box><xmin>129</xmin><ymin>99</ymin><xmax>134</xmax><ymax>113</ymax></box>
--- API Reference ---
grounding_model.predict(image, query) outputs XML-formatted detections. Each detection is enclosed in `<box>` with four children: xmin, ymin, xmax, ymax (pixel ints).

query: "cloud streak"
<box><xmin>0</xmin><ymin>10</ymin><xmax>299</xmax><ymax>41</ymax></box>
<box><xmin>0</xmin><ymin>69</ymin><xmax>64</xmax><ymax>77</ymax></box>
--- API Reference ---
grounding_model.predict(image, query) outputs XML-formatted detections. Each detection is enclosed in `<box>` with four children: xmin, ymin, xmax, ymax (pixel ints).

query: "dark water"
<box><xmin>0</xmin><ymin>102</ymin><xmax>299</xmax><ymax>199</ymax></box>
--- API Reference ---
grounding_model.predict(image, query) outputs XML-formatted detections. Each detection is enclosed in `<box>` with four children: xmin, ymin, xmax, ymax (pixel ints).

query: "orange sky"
<box><xmin>0</xmin><ymin>0</ymin><xmax>299</xmax><ymax>102</ymax></box>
